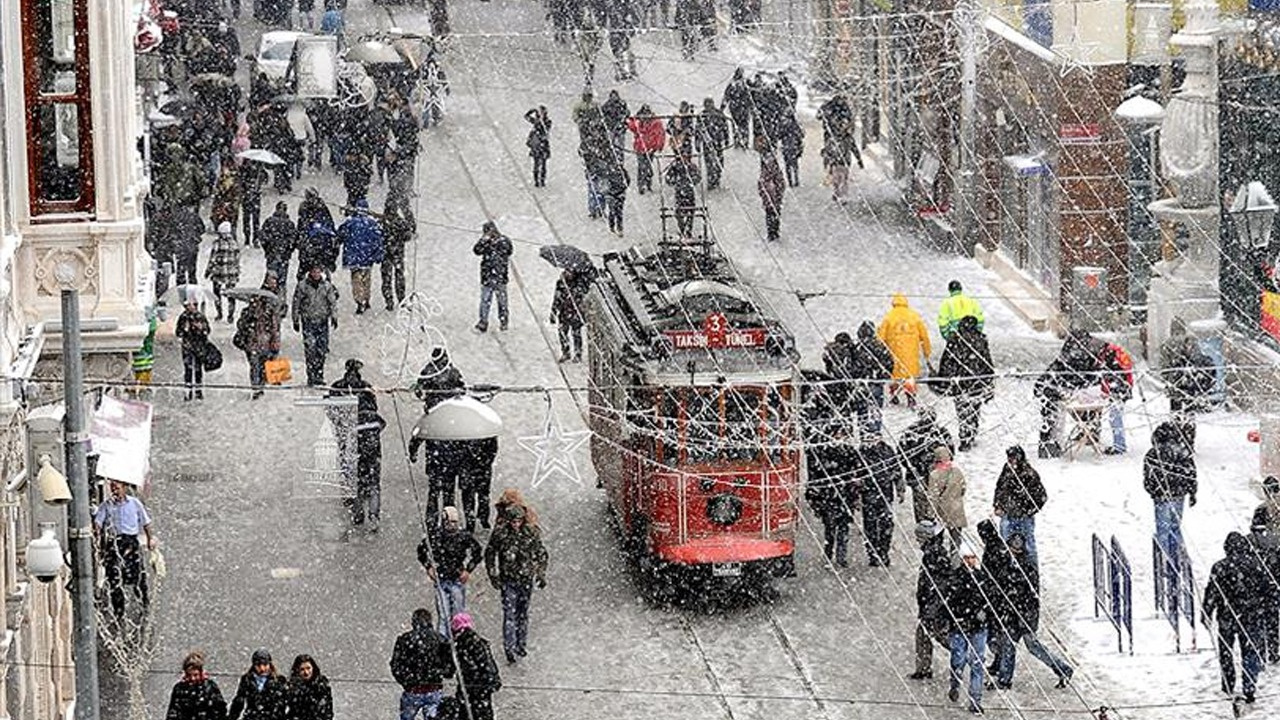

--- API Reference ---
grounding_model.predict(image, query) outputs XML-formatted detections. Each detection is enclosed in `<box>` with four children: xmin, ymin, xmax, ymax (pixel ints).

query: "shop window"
<box><xmin>21</xmin><ymin>0</ymin><xmax>94</xmax><ymax>216</ymax></box>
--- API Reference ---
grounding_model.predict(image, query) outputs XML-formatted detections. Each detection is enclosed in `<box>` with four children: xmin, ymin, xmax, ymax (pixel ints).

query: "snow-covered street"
<box><xmin>131</xmin><ymin>2</ymin><xmax>1276</xmax><ymax>719</ymax></box>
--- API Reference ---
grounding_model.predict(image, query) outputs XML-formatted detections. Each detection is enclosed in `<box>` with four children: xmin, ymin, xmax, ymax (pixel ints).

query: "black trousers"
<box><xmin>764</xmin><ymin>205</ymin><xmax>780</xmax><ymax>241</ymax></box>
<box><xmin>532</xmin><ymin>155</ymin><xmax>547</xmax><ymax>187</ymax></box>
<box><xmin>381</xmin><ymin>258</ymin><xmax>406</xmax><ymax>308</ymax></box>
<box><xmin>182</xmin><ymin>348</ymin><xmax>204</xmax><ymax>396</ymax></box>
<box><xmin>862</xmin><ymin>504</ymin><xmax>894</xmax><ymax>565</ymax></box>
<box><xmin>103</xmin><ymin>534</ymin><xmax>148</xmax><ymax>618</ymax></box>
<box><xmin>956</xmin><ymin>395</ymin><xmax>983</xmax><ymax>448</ymax></box>
<box><xmin>705</xmin><ymin>149</ymin><xmax>723</xmax><ymax>189</ymax></box>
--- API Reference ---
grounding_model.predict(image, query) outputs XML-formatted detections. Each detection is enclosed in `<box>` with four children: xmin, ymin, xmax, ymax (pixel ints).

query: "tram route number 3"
<box><xmin>665</xmin><ymin>313</ymin><xmax>767</xmax><ymax>350</ymax></box>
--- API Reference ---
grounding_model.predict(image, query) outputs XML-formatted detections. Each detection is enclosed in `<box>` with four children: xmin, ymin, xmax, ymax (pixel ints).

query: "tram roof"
<box><xmin>591</xmin><ymin>241</ymin><xmax>799</xmax><ymax>377</ymax></box>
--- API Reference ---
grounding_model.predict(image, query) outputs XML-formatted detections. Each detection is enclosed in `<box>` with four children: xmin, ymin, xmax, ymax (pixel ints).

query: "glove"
<box><xmin>1189</xmin><ymin>494</ymin><xmax>1197</xmax><ymax>507</ymax></box>
<box><xmin>331</xmin><ymin>316</ymin><xmax>338</xmax><ymax>329</ymax></box>
<box><xmin>537</xmin><ymin>578</ymin><xmax>547</xmax><ymax>589</ymax></box>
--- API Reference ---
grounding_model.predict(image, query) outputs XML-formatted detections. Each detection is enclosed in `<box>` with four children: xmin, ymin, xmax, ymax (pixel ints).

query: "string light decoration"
<box><xmin>377</xmin><ymin>293</ymin><xmax>449</xmax><ymax>384</ymax></box>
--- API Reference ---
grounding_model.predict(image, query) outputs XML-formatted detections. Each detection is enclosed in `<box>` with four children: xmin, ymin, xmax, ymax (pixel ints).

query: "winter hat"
<box><xmin>933</xmin><ymin>445</ymin><xmax>952</xmax><ymax>462</ymax></box>
<box><xmin>1005</xmin><ymin>445</ymin><xmax>1026</xmax><ymax>463</ymax></box>
<box><xmin>482</xmin><ymin>220</ymin><xmax>497</xmax><ymax>234</ymax></box>
<box><xmin>252</xmin><ymin>648</ymin><xmax>272</xmax><ymax>665</ymax></box>
<box><xmin>450</xmin><ymin>612</ymin><xmax>474</xmax><ymax>634</ymax></box>
<box><xmin>442</xmin><ymin>506</ymin><xmax>462</xmax><ymax>526</ymax></box>
<box><xmin>1264</xmin><ymin>475</ymin><xmax>1280</xmax><ymax>496</ymax></box>
<box><xmin>948</xmin><ymin>280</ymin><xmax>962</xmax><ymax>293</ymax></box>
<box><xmin>217</xmin><ymin>221</ymin><xmax>233</xmax><ymax>235</ymax></box>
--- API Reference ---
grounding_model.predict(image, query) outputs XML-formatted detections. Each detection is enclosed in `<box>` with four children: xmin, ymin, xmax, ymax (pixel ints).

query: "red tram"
<box><xmin>585</xmin><ymin>237</ymin><xmax>801</xmax><ymax>585</ymax></box>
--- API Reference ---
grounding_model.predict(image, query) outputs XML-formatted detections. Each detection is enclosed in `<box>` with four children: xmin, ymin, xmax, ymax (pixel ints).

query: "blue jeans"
<box><xmin>478</xmin><ymin>284</ymin><xmax>508</xmax><ymax>329</ymax></box>
<box><xmin>436</xmin><ymin>579</ymin><xmax>467</xmax><ymax>637</ymax></box>
<box><xmin>399</xmin><ymin>689</ymin><xmax>443</xmax><ymax>720</ymax></box>
<box><xmin>999</xmin><ymin>516</ymin><xmax>1037</xmax><ymax>567</ymax></box>
<box><xmin>501</xmin><ymin>582</ymin><xmax>533</xmax><ymax>656</ymax></box>
<box><xmin>301</xmin><ymin>320</ymin><xmax>330</xmax><ymax>385</ymax></box>
<box><xmin>949</xmin><ymin>629</ymin><xmax>987</xmax><ymax>709</ymax></box>
<box><xmin>995</xmin><ymin>630</ymin><xmax>1072</xmax><ymax>686</ymax></box>
<box><xmin>1154</xmin><ymin>498</ymin><xmax>1186</xmax><ymax>566</ymax></box>
<box><xmin>586</xmin><ymin>172</ymin><xmax>605</xmax><ymax>217</ymax></box>
<box><xmin>1109</xmin><ymin>401</ymin><xmax>1126</xmax><ymax>452</ymax></box>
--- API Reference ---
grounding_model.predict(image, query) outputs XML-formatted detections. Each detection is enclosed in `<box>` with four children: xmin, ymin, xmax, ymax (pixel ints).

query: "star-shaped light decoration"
<box><xmin>517</xmin><ymin>400</ymin><xmax>591</xmax><ymax>488</ymax></box>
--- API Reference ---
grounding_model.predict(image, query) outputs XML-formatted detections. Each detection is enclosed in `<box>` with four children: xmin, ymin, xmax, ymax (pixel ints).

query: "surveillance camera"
<box><xmin>26</xmin><ymin>526</ymin><xmax>64</xmax><ymax>583</ymax></box>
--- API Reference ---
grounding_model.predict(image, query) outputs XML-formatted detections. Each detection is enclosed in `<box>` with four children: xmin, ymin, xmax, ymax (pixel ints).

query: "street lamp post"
<box><xmin>61</xmin><ymin>288</ymin><xmax>101</xmax><ymax>720</ymax></box>
<box><xmin>1115</xmin><ymin>94</ymin><xmax>1166</xmax><ymax>326</ymax></box>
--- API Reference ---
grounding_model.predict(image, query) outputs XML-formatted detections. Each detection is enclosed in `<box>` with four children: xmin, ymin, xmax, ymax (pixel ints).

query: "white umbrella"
<box><xmin>412</xmin><ymin>396</ymin><xmax>504</xmax><ymax>440</ymax></box>
<box><xmin>158</xmin><ymin>283</ymin><xmax>215</xmax><ymax>307</ymax></box>
<box><xmin>236</xmin><ymin>148</ymin><xmax>286</xmax><ymax>165</ymax></box>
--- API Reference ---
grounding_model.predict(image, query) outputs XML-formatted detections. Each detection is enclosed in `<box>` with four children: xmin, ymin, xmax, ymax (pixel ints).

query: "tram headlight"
<box><xmin>706</xmin><ymin>493</ymin><xmax>743</xmax><ymax>526</ymax></box>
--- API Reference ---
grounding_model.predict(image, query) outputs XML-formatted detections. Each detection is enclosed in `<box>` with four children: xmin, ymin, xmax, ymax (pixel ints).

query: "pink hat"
<box><xmin>450</xmin><ymin>612</ymin><xmax>473</xmax><ymax>634</ymax></box>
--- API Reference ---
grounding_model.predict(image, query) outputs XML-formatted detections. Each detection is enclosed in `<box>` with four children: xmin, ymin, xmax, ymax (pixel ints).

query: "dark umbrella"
<box><xmin>224</xmin><ymin>286</ymin><xmax>280</xmax><ymax>301</ymax></box>
<box><xmin>159</xmin><ymin>99</ymin><xmax>197</xmax><ymax>120</ymax></box>
<box><xmin>539</xmin><ymin>244</ymin><xmax>594</xmax><ymax>272</ymax></box>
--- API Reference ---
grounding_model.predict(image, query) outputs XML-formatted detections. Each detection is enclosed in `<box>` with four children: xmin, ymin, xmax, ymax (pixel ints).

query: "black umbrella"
<box><xmin>158</xmin><ymin>99</ymin><xmax>197</xmax><ymax>120</ymax></box>
<box><xmin>539</xmin><ymin>244</ymin><xmax>593</xmax><ymax>272</ymax></box>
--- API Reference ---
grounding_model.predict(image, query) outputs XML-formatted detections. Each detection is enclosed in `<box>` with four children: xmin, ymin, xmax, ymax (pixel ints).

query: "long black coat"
<box><xmin>992</xmin><ymin>461</ymin><xmax>1047</xmax><ymax>520</ymax></box>
<box><xmin>227</xmin><ymin>672</ymin><xmax>287</xmax><ymax>720</ymax></box>
<box><xmin>286</xmin><ymin>673</ymin><xmax>333</xmax><ymax>720</ymax></box>
<box><xmin>166</xmin><ymin>677</ymin><xmax>227</xmax><ymax>720</ymax></box>
<box><xmin>944</xmin><ymin>561</ymin><xmax>993</xmax><ymax>635</ymax></box>
<box><xmin>1205</xmin><ymin>532</ymin><xmax>1274</xmax><ymax>633</ymax></box>
<box><xmin>935</xmin><ymin>318</ymin><xmax>994</xmax><ymax>399</ymax></box>
<box><xmin>856</xmin><ymin>440</ymin><xmax>902</xmax><ymax>513</ymax></box>
<box><xmin>1143</xmin><ymin>422</ymin><xmax>1197</xmax><ymax>502</ymax></box>
<box><xmin>260</xmin><ymin>211</ymin><xmax>297</xmax><ymax>268</ymax></box>
<box><xmin>452</xmin><ymin>628</ymin><xmax>502</xmax><ymax>696</ymax></box>
<box><xmin>805</xmin><ymin>441</ymin><xmax>859</xmax><ymax>523</ymax></box>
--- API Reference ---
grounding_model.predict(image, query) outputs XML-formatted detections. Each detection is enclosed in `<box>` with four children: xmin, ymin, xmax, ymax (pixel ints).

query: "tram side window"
<box><xmin>722</xmin><ymin>389</ymin><xmax>763</xmax><ymax>462</ymax></box>
<box><xmin>625</xmin><ymin>388</ymin><xmax>659</xmax><ymax>458</ymax></box>
<box><xmin>683</xmin><ymin>388</ymin><xmax>720</xmax><ymax>464</ymax></box>
<box><xmin>764</xmin><ymin>386</ymin><xmax>791</xmax><ymax>462</ymax></box>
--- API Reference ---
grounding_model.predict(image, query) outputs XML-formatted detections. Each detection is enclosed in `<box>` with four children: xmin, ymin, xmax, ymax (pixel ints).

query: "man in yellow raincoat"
<box><xmin>878</xmin><ymin>293</ymin><xmax>932</xmax><ymax>406</ymax></box>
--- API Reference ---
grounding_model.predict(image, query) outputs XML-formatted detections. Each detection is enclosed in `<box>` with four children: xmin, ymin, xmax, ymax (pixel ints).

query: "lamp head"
<box><xmin>36</xmin><ymin>454</ymin><xmax>70</xmax><ymax>505</ymax></box>
<box><xmin>1229</xmin><ymin>181</ymin><xmax>1278</xmax><ymax>249</ymax></box>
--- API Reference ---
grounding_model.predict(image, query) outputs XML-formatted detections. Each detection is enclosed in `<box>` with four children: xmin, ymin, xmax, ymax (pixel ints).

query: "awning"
<box><xmin>89</xmin><ymin>395</ymin><xmax>153</xmax><ymax>487</ymax></box>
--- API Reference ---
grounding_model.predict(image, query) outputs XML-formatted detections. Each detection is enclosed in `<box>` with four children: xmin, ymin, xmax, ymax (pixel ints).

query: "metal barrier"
<box><xmin>1152</xmin><ymin>536</ymin><xmax>1198</xmax><ymax>653</ymax></box>
<box><xmin>1091</xmin><ymin>533</ymin><xmax>1133</xmax><ymax>653</ymax></box>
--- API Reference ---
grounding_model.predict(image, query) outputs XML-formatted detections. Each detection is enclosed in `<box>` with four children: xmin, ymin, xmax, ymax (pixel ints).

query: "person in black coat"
<box><xmin>987</xmin><ymin>531</ymin><xmax>1073</xmax><ymax>689</ymax></box>
<box><xmin>1032</xmin><ymin>329</ymin><xmax>1103</xmax><ymax>458</ymax></box>
<box><xmin>857</xmin><ymin>430</ymin><xmax>903</xmax><ymax>566</ymax></box>
<box><xmin>664</xmin><ymin>154</ymin><xmax>701</xmax><ymax>239</ymax></box>
<box><xmin>1247</xmin><ymin>505</ymin><xmax>1280</xmax><ymax>664</ymax></box>
<box><xmin>721</xmin><ymin>68</ymin><xmax>752</xmax><ymax>148</ymax></box>
<box><xmin>1144</xmin><ymin>420</ymin><xmax>1197</xmax><ymax>572</ymax></box>
<box><xmin>898</xmin><ymin>406</ymin><xmax>955</xmax><ymax>522</ymax></box>
<box><xmin>804</xmin><ymin>422</ymin><xmax>859</xmax><ymax>567</ymax></box>
<box><xmin>910</xmin><ymin>521</ymin><xmax>954</xmax><ymax>680</ymax></box>
<box><xmin>419</xmin><ymin>506</ymin><xmax>485</xmax><ymax>634</ymax></box>
<box><xmin>1204</xmin><ymin>531</ymin><xmax>1271</xmax><ymax>702</ymax></box>
<box><xmin>166</xmin><ymin>651</ymin><xmax>227</xmax><ymax>720</ymax></box>
<box><xmin>414</xmin><ymin>347</ymin><xmax>466</xmax><ymax>412</ymax></box>
<box><xmin>381</xmin><ymin>198</ymin><xmax>414</xmax><ymax>310</ymax></box>
<box><xmin>390</xmin><ymin>609</ymin><xmax>456</xmax><ymax>719</ymax></box>
<box><xmin>778</xmin><ymin>113</ymin><xmax>804</xmax><ymax>187</ymax></box>
<box><xmin>473</xmin><ymin>221</ymin><xmax>513</xmax><ymax>333</ymax></box>
<box><xmin>286</xmin><ymin>655</ymin><xmax>333</xmax><ymax>720</ymax></box>
<box><xmin>550</xmin><ymin>268</ymin><xmax>589</xmax><ymax>361</ymax></box>
<box><xmin>849</xmin><ymin>320</ymin><xmax>895</xmax><ymax>430</ymax></box>
<box><xmin>354</xmin><ymin>403</ymin><xmax>387</xmax><ymax>530</ymax></box>
<box><xmin>991</xmin><ymin>445</ymin><xmax>1047</xmax><ymax>565</ymax></box>
<box><xmin>260</xmin><ymin>201</ymin><xmax>297</xmax><ymax>299</ymax></box>
<box><xmin>943</xmin><ymin>545</ymin><xmax>993</xmax><ymax>714</ymax></box>
<box><xmin>697</xmin><ymin>97</ymin><xmax>730</xmax><ymax>189</ymax></box>
<box><xmin>934</xmin><ymin>315</ymin><xmax>995</xmax><ymax>451</ymax></box>
<box><xmin>524</xmin><ymin>106</ymin><xmax>552</xmax><ymax>187</ymax></box>
<box><xmin>171</xmin><ymin>206</ymin><xmax>205</xmax><ymax>286</ymax></box>
<box><xmin>448</xmin><ymin>613</ymin><xmax>502</xmax><ymax>720</ymax></box>
<box><xmin>227</xmin><ymin>649</ymin><xmax>287</xmax><ymax>720</ymax></box>
<box><xmin>600</xmin><ymin>91</ymin><xmax>629</xmax><ymax>156</ymax></box>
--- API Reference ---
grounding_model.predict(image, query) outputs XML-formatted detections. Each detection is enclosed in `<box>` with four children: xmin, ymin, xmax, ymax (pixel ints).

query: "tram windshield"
<box><xmin>657</xmin><ymin>385</ymin><xmax>791</xmax><ymax>465</ymax></box>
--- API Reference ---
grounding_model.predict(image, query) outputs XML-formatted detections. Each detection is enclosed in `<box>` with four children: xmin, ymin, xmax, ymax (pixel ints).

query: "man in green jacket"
<box><xmin>937</xmin><ymin>279</ymin><xmax>985</xmax><ymax>341</ymax></box>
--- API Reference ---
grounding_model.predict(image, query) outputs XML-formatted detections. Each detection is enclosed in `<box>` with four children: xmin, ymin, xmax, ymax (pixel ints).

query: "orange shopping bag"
<box><xmin>264</xmin><ymin>357</ymin><xmax>293</xmax><ymax>385</ymax></box>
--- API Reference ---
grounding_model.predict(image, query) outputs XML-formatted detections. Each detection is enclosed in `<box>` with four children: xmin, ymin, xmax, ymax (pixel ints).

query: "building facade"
<box><xmin>0</xmin><ymin>0</ymin><xmax>153</xmax><ymax>717</ymax></box>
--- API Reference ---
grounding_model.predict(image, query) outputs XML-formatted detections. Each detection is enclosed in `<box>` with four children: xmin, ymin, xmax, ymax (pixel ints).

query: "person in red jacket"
<box><xmin>1100</xmin><ymin>341</ymin><xmax>1134</xmax><ymax>455</ymax></box>
<box><xmin>626</xmin><ymin>104</ymin><xmax>665</xmax><ymax>194</ymax></box>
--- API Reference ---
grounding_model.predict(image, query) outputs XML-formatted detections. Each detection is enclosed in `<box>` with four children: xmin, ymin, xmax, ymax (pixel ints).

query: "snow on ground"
<box><xmin>130</xmin><ymin>2</ymin><xmax>1276</xmax><ymax>719</ymax></box>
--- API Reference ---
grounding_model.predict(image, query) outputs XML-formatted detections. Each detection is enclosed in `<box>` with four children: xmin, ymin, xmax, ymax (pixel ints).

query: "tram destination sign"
<box><xmin>664</xmin><ymin>313</ymin><xmax>767</xmax><ymax>350</ymax></box>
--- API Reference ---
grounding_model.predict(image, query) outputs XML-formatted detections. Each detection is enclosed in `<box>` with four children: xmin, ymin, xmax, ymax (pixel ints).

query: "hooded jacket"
<box><xmin>992</xmin><ymin>457</ymin><xmax>1047</xmax><ymax>519</ymax></box>
<box><xmin>1143</xmin><ymin>422</ymin><xmax>1197</xmax><ymax>503</ymax></box>
<box><xmin>1204</xmin><ymin>531</ymin><xmax>1273</xmax><ymax>632</ymax></box>
<box><xmin>878</xmin><ymin>294</ymin><xmax>932</xmax><ymax>380</ymax></box>
<box><xmin>850</xmin><ymin>321</ymin><xmax>895</xmax><ymax>382</ymax></box>
<box><xmin>935</xmin><ymin>315</ymin><xmax>994</xmax><ymax>399</ymax></box>
<box><xmin>484</xmin><ymin>522</ymin><xmax>548</xmax><ymax>587</ymax></box>
<box><xmin>473</xmin><ymin>231</ymin><xmax>513</xmax><ymax>286</ymax></box>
